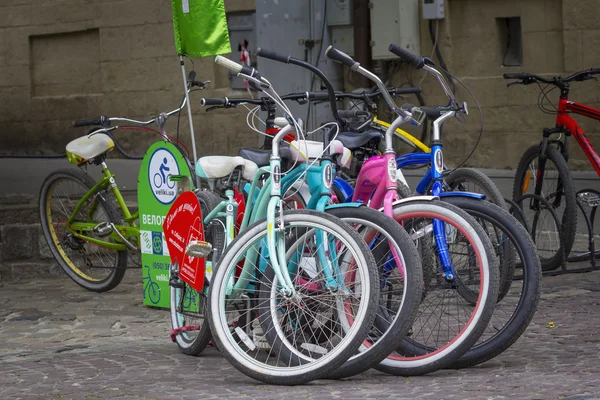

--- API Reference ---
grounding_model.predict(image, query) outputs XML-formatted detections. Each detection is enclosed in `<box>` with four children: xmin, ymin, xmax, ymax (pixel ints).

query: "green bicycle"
<box><xmin>39</xmin><ymin>79</ymin><xmax>207</xmax><ymax>292</ymax></box>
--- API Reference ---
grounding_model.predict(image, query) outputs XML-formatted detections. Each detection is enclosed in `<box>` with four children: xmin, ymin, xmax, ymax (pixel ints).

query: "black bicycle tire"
<box><xmin>445</xmin><ymin>167</ymin><xmax>507</xmax><ymax>208</ymax></box>
<box><xmin>323</xmin><ymin>206</ymin><xmax>423</xmax><ymax>379</ymax></box>
<box><xmin>39</xmin><ymin>168</ymin><xmax>127</xmax><ymax>292</ymax></box>
<box><xmin>441</xmin><ymin>197</ymin><xmax>541</xmax><ymax>368</ymax></box>
<box><xmin>170</xmin><ymin>190</ymin><xmax>224</xmax><ymax>356</ymax></box>
<box><xmin>512</xmin><ymin>144</ymin><xmax>577</xmax><ymax>271</ymax></box>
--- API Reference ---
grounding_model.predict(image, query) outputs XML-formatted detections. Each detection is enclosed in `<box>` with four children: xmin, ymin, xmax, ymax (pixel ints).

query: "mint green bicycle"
<box><xmin>170</xmin><ymin>56</ymin><xmax>382</xmax><ymax>385</ymax></box>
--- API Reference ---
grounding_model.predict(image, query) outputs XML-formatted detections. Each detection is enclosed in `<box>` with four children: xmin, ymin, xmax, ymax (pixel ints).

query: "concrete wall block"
<box><xmin>459</xmin><ymin>77</ymin><xmax>509</xmax><ymax>108</ymax></box>
<box><xmin>0</xmin><ymin>4</ymin><xmax>31</xmax><ymax>27</ymax></box>
<box><xmin>96</xmin><ymin>0</ymin><xmax>172</xmax><ymax>28</ymax></box>
<box><xmin>0</xmin><ymin>87</ymin><xmax>30</xmax><ymax>122</ymax></box>
<box><xmin>581</xmin><ymin>29</ymin><xmax>600</xmax><ymax>67</ymax></box>
<box><xmin>101</xmin><ymin>57</ymin><xmax>181</xmax><ymax>93</ymax></box>
<box><xmin>1</xmin><ymin>224</ymin><xmax>34</xmax><ymax>260</ymax></box>
<box><xmin>128</xmin><ymin>23</ymin><xmax>177</xmax><ymax>60</ymax></box>
<box><xmin>225</xmin><ymin>0</ymin><xmax>256</xmax><ymax>13</ymax></box>
<box><xmin>30</xmin><ymin>1</ymin><xmax>95</xmax><ymax>26</ymax></box>
<box><xmin>0</xmin><ymin>65</ymin><xmax>29</xmax><ymax>88</ymax></box>
<box><xmin>563</xmin><ymin>30</ymin><xmax>583</xmax><ymax>72</ymax></box>
<box><xmin>563</xmin><ymin>0</ymin><xmax>600</xmax><ymax>31</ymax></box>
<box><xmin>99</xmin><ymin>27</ymin><xmax>132</xmax><ymax>62</ymax></box>
<box><xmin>29</xmin><ymin>96</ymin><xmax>93</xmax><ymax>122</ymax></box>
<box><xmin>449</xmin><ymin>34</ymin><xmax>502</xmax><ymax>76</ymax></box>
<box><xmin>522</xmin><ymin>31</ymin><xmax>564</xmax><ymax>73</ymax></box>
<box><xmin>0</xmin><ymin>28</ymin><xmax>7</xmax><ymax>66</ymax></box>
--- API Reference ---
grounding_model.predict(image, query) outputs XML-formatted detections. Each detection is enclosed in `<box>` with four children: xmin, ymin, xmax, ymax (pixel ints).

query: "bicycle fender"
<box><xmin>325</xmin><ymin>202</ymin><xmax>364</xmax><ymax>210</ymax></box>
<box><xmin>439</xmin><ymin>191</ymin><xmax>486</xmax><ymax>200</ymax></box>
<box><xmin>333</xmin><ymin>177</ymin><xmax>354</xmax><ymax>203</ymax></box>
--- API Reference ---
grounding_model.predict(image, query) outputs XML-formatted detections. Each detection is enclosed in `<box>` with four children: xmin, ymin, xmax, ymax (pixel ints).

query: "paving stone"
<box><xmin>0</xmin><ymin>270</ymin><xmax>599</xmax><ymax>397</ymax></box>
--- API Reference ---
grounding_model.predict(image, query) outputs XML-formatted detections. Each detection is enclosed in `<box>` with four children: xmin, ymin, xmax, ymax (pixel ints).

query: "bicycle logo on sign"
<box><xmin>148</xmin><ymin>148</ymin><xmax>179</xmax><ymax>205</ymax></box>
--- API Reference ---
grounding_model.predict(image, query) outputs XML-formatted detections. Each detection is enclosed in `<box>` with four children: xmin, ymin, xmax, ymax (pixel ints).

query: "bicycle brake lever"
<box><xmin>206</xmin><ymin>104</ymin><xmax>235</xmax><ymax>112</ymax></box>
<box><xmin>506</xmin><ymin>81</ymin><xmax>521</xmax><ymax>87</ymax></box>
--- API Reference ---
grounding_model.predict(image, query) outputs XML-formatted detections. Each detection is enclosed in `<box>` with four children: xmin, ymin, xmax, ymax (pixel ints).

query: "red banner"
<box><xmin>163</xmin><ymin>191</ymin><xmax>205</xmax><ymax>292</ymax></box>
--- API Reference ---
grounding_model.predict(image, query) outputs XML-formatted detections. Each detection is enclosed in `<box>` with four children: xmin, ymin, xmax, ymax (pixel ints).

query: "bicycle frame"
<box><xmin>556</xmin><ymin>98</ymin><xmax>600</xmax><ymax>175</ymax></box>
<box><xmin>66</xmin><ymin>162</ymin><xmax>139</xmax><ymax>251</ymax></box>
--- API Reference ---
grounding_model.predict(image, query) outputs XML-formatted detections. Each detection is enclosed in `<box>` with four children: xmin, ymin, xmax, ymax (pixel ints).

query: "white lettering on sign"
<box><xmin>182</xmin><ymin>0</ymin><xmax>190</xmax><ymax>13</ymax></box>
<box><xmin>142</xmin><ymin>214</ymin><xmax>166</xmax><ymax>227</ymax></box>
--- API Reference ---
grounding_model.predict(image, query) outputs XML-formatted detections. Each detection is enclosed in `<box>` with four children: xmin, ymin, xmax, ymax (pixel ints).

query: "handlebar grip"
<box><xmin>503</xmin><ymin>73</ymin><xmax>529</xmax><ymax>80</ymax></box>
<box><xmin>388</xmin><ymin>44</ymin><xmax>425</xmax><ymax>69</ymax></box>
<box><xmin>256</xmin><ymin>47</ymin><xmax>290</xmax><ymax>64</ymax></box>
<box><xmin>307</xmin><ymin>92</ymin><xmax>330</xmax><ymax>101</ymax></box>
<box><xmin>325</xmin><ymin>46</ymin><xmax>359</xmax><ymax>70</ymax></box>
<box><xmin>338</xmin><ymin>110</ymin><xmax>368</xmax><ymax>119</ymax></box>
<box><xmin>419</xmin><ymin>106</ymin><xmax>444</xmax><ymax>120</ymax></box>
<box><xmin>201</xmin><ymin>98</ymin><xmax>227</xmax><ymax>106</ymax></box>
<box><xmin>73</xmin><ymin>116</ymin><xmax>104</xmax><ymax>127</ymax></box>
<box><xmin>393</xmin><ymin>87</ymin><xmax>422</xmax><ymax>95</ymax></box>
<box><xmin>215</xmin><ymin>55</ymin><xmax>243</xmax><ymax>73</ymax></box>
<box><xmin>590</xmin><ymin>68</ymin><xmax>600</xmax><ymax>75</ymax></box>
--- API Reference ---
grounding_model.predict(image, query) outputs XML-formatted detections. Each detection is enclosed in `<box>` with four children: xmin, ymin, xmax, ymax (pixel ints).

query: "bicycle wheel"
<box><xmin>513</xmin><ymin>144</ymin><xmax>577</xmax><ymax>271</ymax></box>
<box><xmin>39</xmin><ymin>168</ymin><xmax>127</xmax><ymax>292</ymax></box>
<box><xmin>445</xmin><ymin>167</ymin><xmax>507</xmax><ymax>209</ymax></box>
<box><xmin>170</xmin><ymin>190</ymin><xmax>225</xmax><ymax>356</ymax></box>
<box><xmin>315</xmin><ymin>206</ymin><xmax>422</xmax><ymax>379</ymax></box>
<box><xmin>442</xmin><ymin>197</ymin><xmax>541</xmax><ymax>368</ymax></box>
<box><xmin>208</xmin><ymin>210</ymin><xmax>379</xmax><ymax>385</ymax></box>
<box><xmin>376</xmin><ymin>200</ymin><xmax>499</xmax><ymax>376</ymax></box>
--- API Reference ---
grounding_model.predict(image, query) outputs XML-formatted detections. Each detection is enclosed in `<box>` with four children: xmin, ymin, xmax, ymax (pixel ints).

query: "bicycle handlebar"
<box><xmin>256</xmin><ymin>47</ymin><xmax>344</xmax><ymax>128</ymax></box>
<box><xmin>388</xmin><ymin>44</ymin><xmax>425</xmax><ymax>69</ymax></box>
<box><xmin>504</xmin><ymin>68</ymin><xmax>600</xmax><ymax>86</ymax></box>
<box><xmin>73</xmin><ymin>116</ymin><xmax>106</xmax><ymax>127</ymax></box>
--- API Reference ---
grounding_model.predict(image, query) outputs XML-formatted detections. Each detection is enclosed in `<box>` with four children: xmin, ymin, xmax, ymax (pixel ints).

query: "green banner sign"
<box><xmin>138</xmin><ymin>141</ymin><xmax>194</xmax><ymax>308</ymax></box>
<box><xmin>171</xmin><ymin>0</ymin><xmax>232</xmax><ymax>57</ymax></box>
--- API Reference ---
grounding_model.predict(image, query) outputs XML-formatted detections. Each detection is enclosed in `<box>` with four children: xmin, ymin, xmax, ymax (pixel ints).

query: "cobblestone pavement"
<box><xmin>1</xmin><ymin>268</ymin><xmax>600</xmax><ymax>400</ymax></box>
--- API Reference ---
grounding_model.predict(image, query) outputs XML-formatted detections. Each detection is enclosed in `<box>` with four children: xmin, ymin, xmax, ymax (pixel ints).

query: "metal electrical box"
<box><xmin>256</xmin><ymin>0</ymin><xmax>344</xmax><ymax>132</ymax></box>
<box><xmin>369</xmin><ymin>0</ymin><xmax>420</xmax><ymax>60</ymax></box>
<box><xmin>423</xmin><ymin>0</ymin><xmax>445</xmax><ymax>20</ymax></box>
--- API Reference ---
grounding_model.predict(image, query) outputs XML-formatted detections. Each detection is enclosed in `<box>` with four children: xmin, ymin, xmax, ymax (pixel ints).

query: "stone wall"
<box><xmin>0</xmin><ymin>0</ymin><xmax>256</xmax><ymax>158</ymax></box>
<box><xmin>0</xmin><ymin>194</ymin><xmax>61</xmax><ymax>281</ymax></box>
<box><xmin>1</xmin><ymin>0</ymin><xmax>598</xmax><ymax>167</ymax></box>
<box><xmin>402</xmin><ymin>0</ymin><xmax>600</xmax><ymax>170</ymax></box>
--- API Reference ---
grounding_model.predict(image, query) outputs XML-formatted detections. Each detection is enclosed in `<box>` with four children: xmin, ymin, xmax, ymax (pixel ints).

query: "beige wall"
<box><xmin>0</xmin><ymin>0</ymin><xmax>256</xmax><ymax>158</ymax></box>
<box><xmin>1</xmin><ymin>0</ymin><xmax>599</xmax><ymax>170</ymax></box>
<box><xmin>406</xmin><ymin>0</ymin><xmax>600</xmax><ymax>170</ymax></box>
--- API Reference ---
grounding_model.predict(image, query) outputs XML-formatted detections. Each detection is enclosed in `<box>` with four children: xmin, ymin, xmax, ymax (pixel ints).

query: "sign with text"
<box><xmin>138</xmin><ymin>141</ymin><xmax>194</xmax><ymax>308</ymax></box>
<box><xmin>163</xmin><ymin>191</ymin><xmax>206</xmax><ymax>292</ymax></box>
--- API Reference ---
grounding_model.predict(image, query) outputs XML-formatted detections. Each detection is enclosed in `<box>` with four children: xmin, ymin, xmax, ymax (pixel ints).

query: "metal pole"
<box><xmin>179</xmin><ymin>55</ymin><xmax>200</xmax><ymax>188</ymax></box>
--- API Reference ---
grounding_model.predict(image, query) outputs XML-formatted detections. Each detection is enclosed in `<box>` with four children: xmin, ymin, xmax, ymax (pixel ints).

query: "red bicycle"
<box><xmin>505</xmin><ymin>69</ymin><xmax>600</xmax><ymax>271</ymax></box>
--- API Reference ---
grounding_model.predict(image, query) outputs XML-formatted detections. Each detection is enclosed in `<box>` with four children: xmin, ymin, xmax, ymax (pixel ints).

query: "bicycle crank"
<box><xmin>93</xmin><ymin>222</ymin><xmax>113</xmax><ymax>237</ymax></box>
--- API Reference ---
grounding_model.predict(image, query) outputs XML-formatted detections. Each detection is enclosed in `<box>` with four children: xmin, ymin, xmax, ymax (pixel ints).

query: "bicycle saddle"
<box><xmin>65</xmin><ymin>133</ymin><xmax>115</xmax><ymax>164</ymax></box>
<box><xmin>237</xmin><ymin>145</ymin><xmax>292</xmax><ymax>167</ymax></box>
<box><xmin>336</xmin><ymin>130</ymin><xmax>382</xmax><ymax>150</ymax></box>
<box><xmin>195</xmin><ymin>156</ymin><xmax>258</xmax><ymax>181</ymax></box>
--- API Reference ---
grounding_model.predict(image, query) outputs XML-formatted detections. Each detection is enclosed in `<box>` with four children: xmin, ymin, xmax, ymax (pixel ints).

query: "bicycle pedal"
<box><xmin>578</xmin><ymin>192</ymin><xmax>600</xmax><ymax>207</ymax></box>
<box><xmin>185</xmin><ymin>240</ymin><xmax>212</xmax><ymax>258</ymax></box>
<box><xmin>93</xmin><ymin>222</ymin><xmax>113</xmax><ymax>237</ymax></box>
<box><xmin>169</xmin><ymin>276</ymin><xmax>185</xmax><ymax>289</ymax></box>
<box><xmin>252</xmin><ymin>319</ymin><xmax>270</xmax><ymax>350</ymax></box>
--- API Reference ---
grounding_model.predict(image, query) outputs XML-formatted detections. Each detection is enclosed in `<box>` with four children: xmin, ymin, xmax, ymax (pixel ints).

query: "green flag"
<box><xmin>171</xmin><ymin>0</ymin><xmax>231</xmax><ymax>57</ymax></box>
